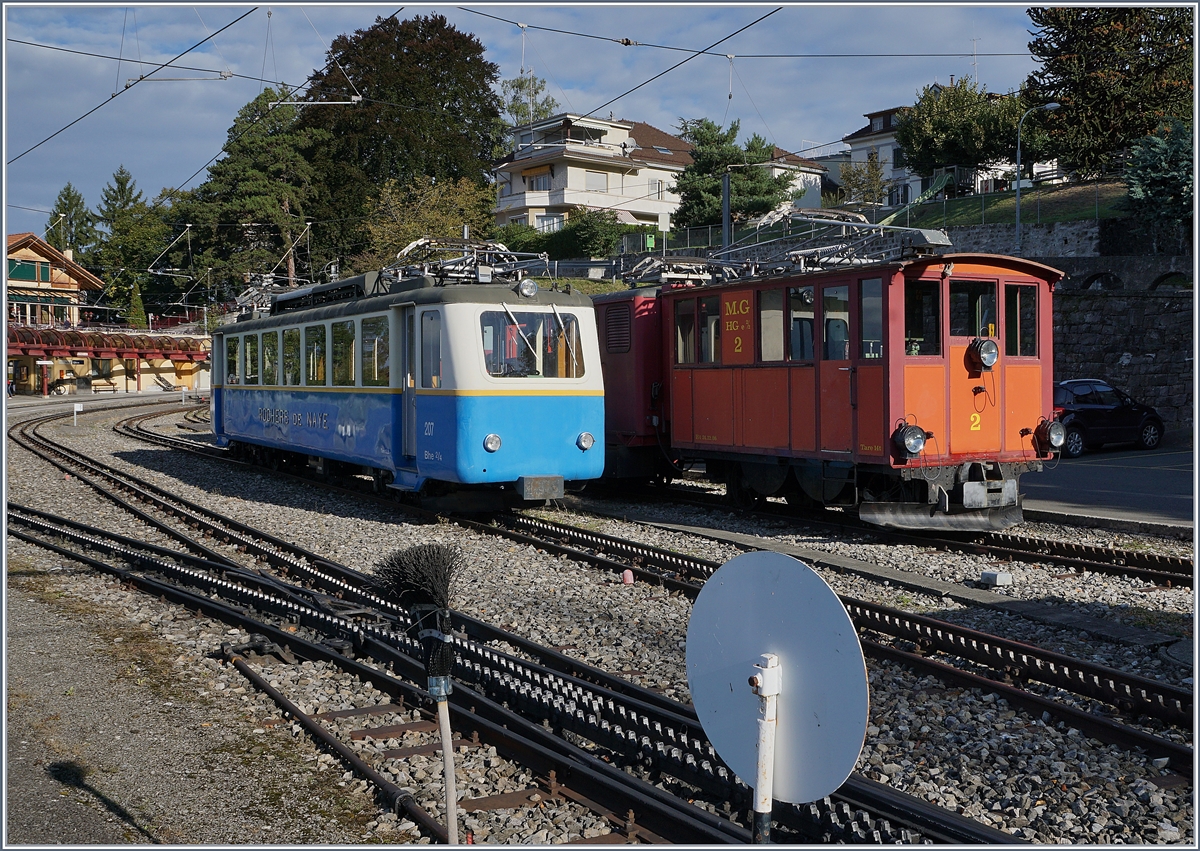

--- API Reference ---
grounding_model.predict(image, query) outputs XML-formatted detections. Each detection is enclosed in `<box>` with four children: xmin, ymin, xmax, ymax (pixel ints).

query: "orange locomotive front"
<box><xmin>596</xmin><ymin>253</ymin><xmax>1065</xmax><ymax>530</ymax></box>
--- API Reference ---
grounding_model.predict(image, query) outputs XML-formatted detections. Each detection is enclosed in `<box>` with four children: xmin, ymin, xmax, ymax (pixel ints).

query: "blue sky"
<box><xmin>4</xmin><ymin>3</ymin><xmax>1044</xmax><ymax>238</ymax></box>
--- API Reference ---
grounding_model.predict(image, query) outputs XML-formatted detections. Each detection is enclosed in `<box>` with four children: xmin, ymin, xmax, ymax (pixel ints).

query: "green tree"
<box><xmin>45</xmin><ymin>183</ymin><xmax>99</xmax><ymax>259</ymax></box>
<box><xmin>546</xmin><ymin>208</ymin><xmax>624</xmax><ymax>259</ymax></box>
<box><xmin>1025</xmin><ymin>7</ymin><xmax>1193</xmax><ymax>177</ymax></box>
<box><xmin>126</xmin><ymin>280</ymin><xmax>148</xmax><ymax>329</ymax></box>
<box><xmin>500</xmin><ymin>73</ymin><xmax>558</xmax><ymax>126</ymax></box>
<box><xmin>838</xmin><ymin>149</ymin><xmax>891</xmax><ymax>208</ymax></box>
<box><xmin>89</xmin><ymin>167</ymin><xmax>170</xmax><ymax>313</ymax></box>
<box><xmin>186</xmin><ymin>88</ymin><xmax>327</xmax><ymax>292</ymax></box>
<box><xmin>893</xmin><ymin>77</ymin><xmax>1029</xmax><ymax>179</ymax></box>
<box><xmin>1124</xmin><ymin>119</ymin><xmax>1193</xmax><ymax>253</ymax></box>
<box><xmin>354</xmin><ymin>175</ymin><xmax>496</xmax><ymax>271</ymax></box>
<box><xmin>671</xmin><ymin>118</ymin><xmax>794</xmax><ymax>228</ymax></box>
<box><xmin>300</xmin><ymin>14</ymin><xmax>503</xmax><ymax>267</ymax></box>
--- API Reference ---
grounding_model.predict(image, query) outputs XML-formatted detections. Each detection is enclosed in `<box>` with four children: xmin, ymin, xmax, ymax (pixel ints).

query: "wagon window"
<box><xmin>243</xmin><ymin>334</ymin><xmax>259</xmax><ymax>385</ymax></box>
<box><xmin>674</xmin><ymin>299</ymin><xmax>696</xmax><ymax>364</ymax></box>
<box><xmin>904</xmin><ymin>279</ymin><xmax>941</xmax><ymax>355</ymax></box>
<box><xmin>421</xmin><ymin>310</ymin><xmax>442</xmax><ymax>388</ymax></box>
<box><xmin>859</xmin><ymin>278</ymin><xmax>883</xmax><ymax>358</ymax></box>
<box><xmin>361</xmin><ymin>316</ymin><xmax>390</xmax><ymax>386</ymax></box>
<box><xmin>698</xmin><ymin>296</ymin><xmax>721</xmax><ymax>364</ymax></box>
<box><xmin>305</xmin><ymin>324</ymin><xmax>327</xmax><ymax>386</ymax></box>
<box><xmin>282</xmin><ymin>328</ymin><xmax>301</xmax><ymax>385</ymax></box>
<box><xmin>787</xmin><ymin>287</ymin><xmax>814</xmax><ymax>360</ymax></box>
<box><xmin>822</xmin><ymin>285</ymin><xmax>849</xmax><ymax>361</ymax></box>
<box><xmin>225</xmin><ymin>336</ymin><xmax>240</xmax><ymax>384</ymax></box>
<box><xmin>262</xmin><ymin>332</ymin><xmax>278</xmax><ymax>385</ymax></box>
<box><xmin>332</xmin><ymin>320</ymin><xmax>355</xmax><ymax>386</ymax></box>
<box><xmin>1004</xmin><ymin>284</ymin><xmax>1038</xmax><ymax>357</ymax></box>
<box><xmin>758</xmin><ymin>289</ymin><xmax>784</xmax><ymax>362</ymax></box>
<box><xmin>950</xmin><ymin>280</ymin><xmax>997</xmax><ymax>338</ymax></box>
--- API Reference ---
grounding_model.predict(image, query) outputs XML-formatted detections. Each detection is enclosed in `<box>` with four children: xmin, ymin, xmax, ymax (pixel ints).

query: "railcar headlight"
<box><xmin>483</xmin><ymin>433</ymin><xmax>502</xmax><ymax>453</ymax></box>
<box><xmin>576</xmin><ymin>432</ymin><xmax>595</xmax><ymax>451</ymax></box>
<box><xmin>893</xmin><ymin>424</ymin><xmax>927</xmax><ymax>458</ymax></box>
<box><xmin>1032</xmin><ymin>419</ymin><xmax>1065</xmax><ymax>455</ymax></box>
<box><xmin>967</xmin><ymin>337</ymin><xmax>1000</xmax><ymax>371</ymax></box>
<box><xmin>517</xmin><ymin>278</ymin><xmax>539</xmax><ymax>298</ymax></box>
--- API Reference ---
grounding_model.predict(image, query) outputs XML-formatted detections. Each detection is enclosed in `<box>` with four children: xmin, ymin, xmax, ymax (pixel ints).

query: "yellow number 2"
<box><xmin>734</xmin><ymin>336</ymin><xmax>743</xmax><ymax>353</ymax></box>
<box><xmin>970</xmin><ymin>412</ymin><xmax>981</xmax><ymax>431</ymax></box>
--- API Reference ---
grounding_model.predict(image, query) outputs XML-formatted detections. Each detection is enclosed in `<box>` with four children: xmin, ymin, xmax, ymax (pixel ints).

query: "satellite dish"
<box><xmin>686</xmin><ymin>551</ymin><xmax>868</xmax><ymax>812</ymax></box>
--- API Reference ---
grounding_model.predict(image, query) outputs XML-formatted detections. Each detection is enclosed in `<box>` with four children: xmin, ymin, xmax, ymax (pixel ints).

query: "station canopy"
<box><xmin>5</xmin><ymin>327</ymin><xmax>210</xmax><ymax>361</ymax></box>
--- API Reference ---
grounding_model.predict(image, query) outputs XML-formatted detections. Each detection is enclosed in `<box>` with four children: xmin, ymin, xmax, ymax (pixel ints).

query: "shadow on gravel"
<box><xmin>48</xmin><ymin>760</ymin><xmax>160</xmax><ymax>843</ymax></box>
<box><xmin>110</xmin><ymin>448</ymin><xmax>438</xmax><ymax>528</ymax></box>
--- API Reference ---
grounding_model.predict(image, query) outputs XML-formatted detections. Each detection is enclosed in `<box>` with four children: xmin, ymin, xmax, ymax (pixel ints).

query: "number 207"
<box><xmin>423</xmin><ymin>421</ymin><xmax>435</xmax><ymax>436</ymax></box>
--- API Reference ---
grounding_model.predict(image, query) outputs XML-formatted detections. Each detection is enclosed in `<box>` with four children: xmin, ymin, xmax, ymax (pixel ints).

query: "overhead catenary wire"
<box><xmin>7</xmin><ymin>6</ymin><xmax>258</xmax><ymax>165</ymax></box>
<box><xmin>580</xmin><ymin>7</ymin><xmax>783</xmax><ymax>120</ymax></box>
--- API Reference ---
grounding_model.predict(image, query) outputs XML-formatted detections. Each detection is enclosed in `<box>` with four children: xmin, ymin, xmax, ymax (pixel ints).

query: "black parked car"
<box><xmin>1053</xmin><ymin>379</ymin><xmax>1165</xmax><ymax>458</ymax></box>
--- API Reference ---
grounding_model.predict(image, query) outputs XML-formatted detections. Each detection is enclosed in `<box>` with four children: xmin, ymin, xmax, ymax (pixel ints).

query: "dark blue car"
<box><xmin>1053</xmin><ymin>379</ymin><xmax>1165</xmax><ymax>458</ymax></box>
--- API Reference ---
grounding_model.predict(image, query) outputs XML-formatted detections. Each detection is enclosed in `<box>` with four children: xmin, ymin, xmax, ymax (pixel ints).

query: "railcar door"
<box><xmin>400</xmin><ymin>305</ymin><xmax>417</xmax><ymax>460</ymax></box>
<box><xmin>818</xmin><ymin>284</ymin><xmax>853</xmax><ymax>452</ymax></box>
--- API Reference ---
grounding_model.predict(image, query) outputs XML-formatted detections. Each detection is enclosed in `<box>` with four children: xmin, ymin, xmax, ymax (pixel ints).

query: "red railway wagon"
<box><xmin>594</xmin><ymin>253</ymin><xmax>1066</xmax><ymax>530</ymax></box>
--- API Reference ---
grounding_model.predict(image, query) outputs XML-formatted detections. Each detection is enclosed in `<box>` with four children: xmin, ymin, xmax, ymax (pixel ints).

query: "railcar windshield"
<box><xmin>480</xmin><ymin>308</ymin><xmax>585</xmax><ymax>378</ymax></box>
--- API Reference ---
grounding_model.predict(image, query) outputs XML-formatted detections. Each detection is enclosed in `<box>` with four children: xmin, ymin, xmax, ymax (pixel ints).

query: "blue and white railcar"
<box><xmin>211</xmin><ymin>245</ymin><xmax>604</xmax><ymax>508</ymax></box>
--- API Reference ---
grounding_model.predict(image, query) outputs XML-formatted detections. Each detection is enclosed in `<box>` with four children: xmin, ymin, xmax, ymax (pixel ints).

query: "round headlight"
<box><xmin>517</xmin><ymin>278</ymin><xmax>539</xmax><ymax>298</ymax></box>
<box><xmin>577</xmin><ymin>432</ymin><xmax>595</xmax><ymax>451</ymax></box>
<box><xmin>483</xmin><ymin>433</ymin><xmax>502</xmax><ymax>453</ymax></box>
<box><xmin>1047</xmin><ymin>420</ymin><xmax>1065</xmax><ymax>448</ymax></box>
<box><xmin>896</xmin><ymin>424</ymin><xmax>926</xmax><ymax>455</ymax></box>
<box><xmin>978</xmin><ymin>339</ymin><xmax>999</xmax><ymax>368</ymax></box>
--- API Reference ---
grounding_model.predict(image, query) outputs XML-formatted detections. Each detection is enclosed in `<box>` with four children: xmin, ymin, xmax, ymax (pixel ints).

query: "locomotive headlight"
<box><xmin>483</xmin><ymin>433</ymin><xmax>502</xmax><ymax>452</ymax></box>
<box><xmin>517</xmin><ymin>278</ymin><xmax>539</xmax><ymax>298</ymax></box>
<box><xmin>576</xmin><ymin>431</ymin><xmax>595</xmax><ymax>451</ymax></box>
<box><xmin>967</xmin><ymin>337</ymin><xmax>1000</xmax><ymax>371</ymax></box>
<box><xmin>1032</xmin><ymin>419</ymin><xmax>1066</xmax><ymax>455</ymax></box>
<box><xmin>893</xmin><ymin>424</ymin><xmax>927</xmax><ymax>458</ymax></box>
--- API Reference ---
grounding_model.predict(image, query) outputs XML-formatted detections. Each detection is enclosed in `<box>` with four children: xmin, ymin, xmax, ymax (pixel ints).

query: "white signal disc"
<box><xmin>686</xmin><ymin>550</ymin><xmax>869</xmax><ymax>805</ymax></box>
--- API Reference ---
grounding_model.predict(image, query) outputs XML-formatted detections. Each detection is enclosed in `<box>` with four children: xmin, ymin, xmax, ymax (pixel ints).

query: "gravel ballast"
<box><xmin>6</xmin><ymin>402</ymin><xmax>1194</xmax><ymax>844</ymax></box>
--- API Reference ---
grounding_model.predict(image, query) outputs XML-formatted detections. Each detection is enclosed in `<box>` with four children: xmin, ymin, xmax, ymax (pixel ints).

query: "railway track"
<box><xmin>11</xmin><ymin>407</ymin><xmax>1019</xmax><ymax>843</ymax></box>
<box><xmin>105</xmin><ymin>406</ymin><xmax>1194</xmax><ymax>750</ymax></box>
<box><xmin>117</xmin><ymin>405</ymin><xmax>1194</xmax><ymax>587</ymax></box>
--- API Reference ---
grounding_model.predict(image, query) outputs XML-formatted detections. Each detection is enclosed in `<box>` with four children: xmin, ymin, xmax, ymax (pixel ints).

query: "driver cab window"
<box><xmin>950</xmin><ymin>280</ymin><xmax>997</xmax><ymax>338</ymax></box>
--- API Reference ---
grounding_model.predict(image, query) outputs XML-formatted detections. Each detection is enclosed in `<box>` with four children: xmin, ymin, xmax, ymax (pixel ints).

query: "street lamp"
<box><xmin>1015</xmin><ymin>102</ymin><xmax>1059</xmax><ymax>255</ymax></box>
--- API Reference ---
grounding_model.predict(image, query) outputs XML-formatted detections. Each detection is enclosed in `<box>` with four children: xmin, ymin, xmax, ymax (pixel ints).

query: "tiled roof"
<box><xmin>771</xmin><ymin>147</ymin><xmax>825</xmax><ymax>171</ymax></box>
<box><xmin>621</xmin><ymin>121</ymin><xmax>693</xmax><ymax>167</ymax></box>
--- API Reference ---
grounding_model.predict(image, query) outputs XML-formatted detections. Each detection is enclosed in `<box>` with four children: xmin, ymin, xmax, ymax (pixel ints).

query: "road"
<box><xmin>1022</xmin><ymin>444</ymin><xmax>1194</xmax><ymax>530</ymax></box>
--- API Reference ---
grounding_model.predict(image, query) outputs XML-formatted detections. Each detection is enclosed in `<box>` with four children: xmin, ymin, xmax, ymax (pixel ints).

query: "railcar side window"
<box><xmin>904</xmin><ymin>280</ymin><xmax>941</xmax><ymax>355</ymax></box>
<box><xmin>1004</xmin><ymin>284</ymin><xmax>1038</xmax><ymax>357</ymax></box>
<box><xmin>822</xmin><ymin>286</ymin><xmax>850</xmax><ymax>361</ymax></box>
<box><xmin>262</xmin><ymin>332</ymin><xmax>278</xmax><ymax>385</ymax></box>
<box><xmin>758</xmin><ymin>289</ymin><xmax>784</xmax><ymax>362</ymax></box>
<box><xmin>305</xmin><ymin>324</ymin><xmax>327</xmax><ymax>386</ymax></box>
<box><xmin>332</xmin><ymin>320</ymin><xmax>355</xmax><ymax>386</ymax></box>
<box><xmin>243</xmin><ymin>334</ymin><xmax>259</xmax><ymax>385</ymax></box>
<box><xmin>282</xmin><ymin>329</ymin><xmax>301</xmax><ymax>385</ymax></box>
<box><xmin>950</xmin><ymin>280</ymin><xmax>997</xmax><ymax>338</ymax></box>
<box><xmin>225</xmin><ymin>337</ymin><xmax>240</xmax><ymax>384</ymax></box>
<box><xmin>675</xmin><ymin>299</ymin><xmax>696</xmax><ymax>364</ymax></box>
<box><xmin>698</xmin><ymin>296</ymin><xmax>720</xmax><ymax>364</ymax></box>
<box><xmin>859</xmin><ymin>278</ymin><xmax>883</xmax><ymax>358</ymax></box>
<box><xmin>787</xmin><ymin>287</ymin><xmax>814</xmax><ymax>360</ymax></box>
<box><xmin>479</xmin><ymin>310</ymin><xmax>584</xmax><ymax>378</ymax></box>
<box><xmin>421</xmin><ymin>311</ymin><xmax>442</xmax><ymax>388</ymax></box>
<box><xmin>361</xmin><ymin>316</ymin><xmax>389</xmax><ymax>386</ymax></box>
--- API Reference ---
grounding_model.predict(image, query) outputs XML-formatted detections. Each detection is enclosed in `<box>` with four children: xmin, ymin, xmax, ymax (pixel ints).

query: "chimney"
<box><xmin>63</xmin><ymin>248</ymin><xmax>73</xmax><ymax>262</ymax></box>
<box><xmin>950</xmin><ymin>75</ymin><xmax>955</xmax><ymax>86</ymax></box>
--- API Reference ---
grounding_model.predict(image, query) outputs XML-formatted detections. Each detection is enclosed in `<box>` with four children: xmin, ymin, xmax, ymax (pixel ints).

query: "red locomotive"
<box><xmin>595</xmin><ymin>246</ymin><xmax>1066</xmax><ymax>530</ymax></box>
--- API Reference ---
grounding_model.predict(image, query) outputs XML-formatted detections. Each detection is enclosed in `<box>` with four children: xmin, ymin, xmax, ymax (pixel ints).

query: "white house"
<box><xmin>492</xmin><ymin>114</ymin><xmax>828</xmax><ymax>233</ymax></box>
<box><xmin>493</xmin><ymin>114</ymin><xmax>690</xmax><ymax>233</ymax></box>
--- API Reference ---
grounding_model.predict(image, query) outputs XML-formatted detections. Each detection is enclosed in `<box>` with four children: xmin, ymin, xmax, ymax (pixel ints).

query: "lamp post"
<box><xmin>1015</xmin><ymin>102</ymin><xmax>1059</xmax><ymax>255</ymax></box>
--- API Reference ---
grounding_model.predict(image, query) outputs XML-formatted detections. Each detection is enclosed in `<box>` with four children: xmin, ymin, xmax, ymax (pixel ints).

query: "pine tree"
<box><xmin>46</xmin><ymin>183</ymin><xmax>99</xmax><ymax>259</ymax></box>
<box><xmin>1025</xmin><ymin>7</ymin><xmax>1193</xmax><ymax>176</ymax></box>
<box><xmin>89</xmin><ymin>166</ymin><xmax>169</xmax><ymax>312</ymax></box>
<box><xmin>671</xmin><ymin>119</ymin><xmax>793</xmax><ymax>228</ymax></box>
<box><xmin>126</xmin><ymin>280</ymin><xmax>148</xmax><ymax>329</ymax></box>
<box><xmin>500</xmin><ymin>73</ymin><xmax>558</xmax><ymax>126</ymax></box>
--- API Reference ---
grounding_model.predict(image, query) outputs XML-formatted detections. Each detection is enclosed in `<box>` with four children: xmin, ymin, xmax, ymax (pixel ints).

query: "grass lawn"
<box><xmin>891</xmin><ymin>179</ymin><xmax>1129</xmax><ymax>229</ymax></box>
